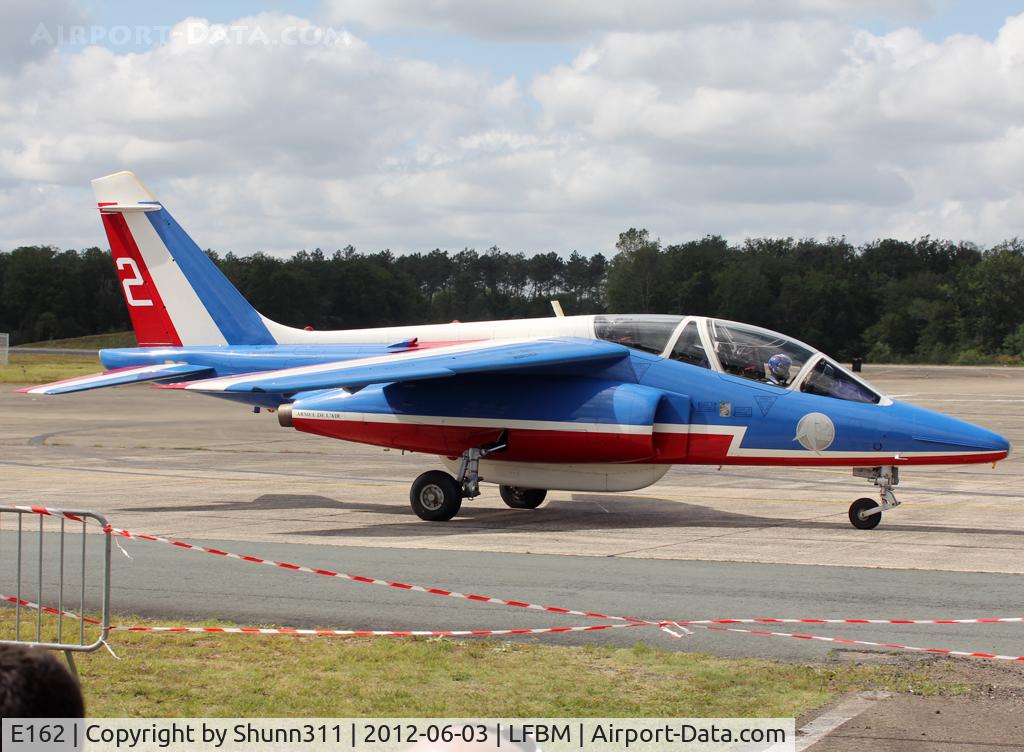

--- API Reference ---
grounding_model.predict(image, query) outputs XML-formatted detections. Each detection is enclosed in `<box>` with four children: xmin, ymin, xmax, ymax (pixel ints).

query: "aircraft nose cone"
<box><xmin>968</xmin><ymin>425</ymin><xmax>1011</xmax><ymax>457</ymax></box>
<box><xmin>897</xmin><ymin>402</ymin><xmax>1010</xmax><ymax>460</ymax></box>
<box><xmin>951</xmin><ymin>418</ymin><xmax>1010</xmax><ymax>457</ymax></box>
<box><xmin>987</xmin><ymin>429</ymin><xmax>1012</xmax><ymax>457</ymax></box>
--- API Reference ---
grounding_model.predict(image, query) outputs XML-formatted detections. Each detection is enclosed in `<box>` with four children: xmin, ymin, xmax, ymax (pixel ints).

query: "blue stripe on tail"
<box><xmin>146</xmin><ymin>209</ymin><xmax>276</xmax><ymax>345</ymax></box>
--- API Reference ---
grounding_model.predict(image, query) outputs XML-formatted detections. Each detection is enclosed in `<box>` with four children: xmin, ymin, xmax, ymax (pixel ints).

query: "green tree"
<box><xmin>607</xmin><ymin>229</ymin><xmax>667</xmax><ymax>312</ymax></box>
<box><xmin>958</xmin><ymin>240</ymin><xmax>1024</xmax><ymax>352</ymax></box>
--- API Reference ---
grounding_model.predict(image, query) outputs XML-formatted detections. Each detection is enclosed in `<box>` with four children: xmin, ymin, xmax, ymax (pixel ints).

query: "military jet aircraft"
<box><xmin>19</xmin><ymin>172</ymin><xmax>1011</xmax><ymax>527</ymax></box>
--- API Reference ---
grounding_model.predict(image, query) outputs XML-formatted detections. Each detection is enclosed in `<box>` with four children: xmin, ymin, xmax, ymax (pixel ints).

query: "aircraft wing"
<box><xmin>183</xmin><ymin>338</ymin><xmax>629</xmax><ymax>395</ymax></box>
<box><xmin>17</xmin><ymin>363</ymin><xmax>213</xmax><ymax>395</ymax></box>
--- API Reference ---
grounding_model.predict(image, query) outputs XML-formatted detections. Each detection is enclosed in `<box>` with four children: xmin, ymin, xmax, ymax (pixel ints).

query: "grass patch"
<box><xmin>17</xmin><ymin>331</ymin><xmax>136</xmax><ymax>349</ymax></box>
<box><xmin>0</xmin><ymin>352</ymin><xmax>102</xmax><ymax>384</ymax></box>
<box><xmin>1</xmin><ymin>610</ymin><xmax>968</xmax><ymax>717</ymax></box>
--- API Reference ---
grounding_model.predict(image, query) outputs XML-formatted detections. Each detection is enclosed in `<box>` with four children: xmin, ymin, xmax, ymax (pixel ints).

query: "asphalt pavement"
<box><xmin>4</xmin><ymin>530</ymin><xmax>1022</xmax><ymax>662</ymax></box>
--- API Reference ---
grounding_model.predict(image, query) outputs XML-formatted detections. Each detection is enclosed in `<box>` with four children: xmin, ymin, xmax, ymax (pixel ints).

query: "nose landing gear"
<box><xmin>849</xmin><ymin>466</ymin><xmax>901</xmax><ymax>530</ymax></box>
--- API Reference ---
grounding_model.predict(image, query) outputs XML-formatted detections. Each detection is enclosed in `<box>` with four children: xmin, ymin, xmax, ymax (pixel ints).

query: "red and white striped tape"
<box><xmin>697</xmin><ymin>624</ymin><xmax>1024</xmax><ymax>662</ymax></box>
<box><xmin>17</xmin><ymin>506</ymin><xmax>1020</xmax><ymax>628</ymax></box>
<box><xmin>6</xmin><ymin>592</ymin><xmax>1022</xmax><ymax>662</ymax></box>
<box><xmin>1</xmin><ymin>594</ymin><xmax>642</xmax><ymax>638</ymax></box>
<box><xmin>4</xmin><ymin>506</ymin><xmax>651</xmax><ymax>626</ymax></box>
<box><xmin>113</xmin><ymin>624</ymin><xmax>641</xmax><ymax>637</ymax></box>
<box><xmin>7</xmin><ymin>506</ymin><xmax>88</xmax><ymax>523</ymax></box>
<box><xmin>2</xmin><ymin>593</ymin><xmax>101</xmax><ymax>624</ymax></box>
<box><xmin>684</xmin><ymin>617</ymin><xmax>1024</xmax><ymax>626</ymax></box>
<box><xmin>4</xmin><ymin>505</ymin><xmax>1023</xmax><ymax>661</ymax></box>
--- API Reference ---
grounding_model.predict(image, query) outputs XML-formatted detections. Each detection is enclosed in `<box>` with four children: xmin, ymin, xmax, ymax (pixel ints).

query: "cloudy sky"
<box><xmin>2</xmin><ymin>0</ymin><xmax>1023</xmax><ymax>255</ymax></box>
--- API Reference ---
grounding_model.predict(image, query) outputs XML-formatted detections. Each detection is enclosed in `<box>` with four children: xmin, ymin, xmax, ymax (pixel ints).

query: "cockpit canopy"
<box><xmin>707</xmin><ymin>319</ymin><xmax>813</xmax><ymax>385</ymax></box>
<box><xmin>594</xmin><ymin>314</ymin><xmax>883</xmax><ymax>404</ymax></box>
<box><xmin>593</xmin><ymin>315</ymin><xmax>683</xmax><ymax>356</ymax></box>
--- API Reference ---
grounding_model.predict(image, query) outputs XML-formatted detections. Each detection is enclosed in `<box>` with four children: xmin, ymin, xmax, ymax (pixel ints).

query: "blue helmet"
<box><xmin>768</xmin><ymin>353</ymin><xmax>792</xmax><ymax>380</ymax></box>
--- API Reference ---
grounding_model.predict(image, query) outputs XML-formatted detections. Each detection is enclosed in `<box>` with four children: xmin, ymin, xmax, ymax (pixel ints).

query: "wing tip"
<box><xmin>13</xmin><ymin>364</ymin><xmax>211</xmax><ymax>396</ymax></box>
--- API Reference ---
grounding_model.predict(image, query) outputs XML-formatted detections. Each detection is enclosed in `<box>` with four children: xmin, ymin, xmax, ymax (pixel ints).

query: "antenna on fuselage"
<box><xmin>550</xmin><ymin>300</ymin><xmax>565</xmax><ymax>317</ymax></box>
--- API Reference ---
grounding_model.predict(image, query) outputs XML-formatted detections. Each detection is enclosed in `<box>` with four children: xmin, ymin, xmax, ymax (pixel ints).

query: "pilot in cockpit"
<box><xmin>764</xmin><ymin>353</ymin><xmax>792</xmax><ymax>387</ymax></box>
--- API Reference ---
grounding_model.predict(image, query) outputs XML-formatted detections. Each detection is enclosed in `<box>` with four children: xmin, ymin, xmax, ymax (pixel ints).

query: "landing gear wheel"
<box><xmin>410</xmin><ymin>470</ymin><xmax>463</xmax><ymax>521</ymax></box>
<box><xmin>849</xmin><ymin>497</ymin><xmax>882</xmax><ymax>530</ymax></box>
<box><xmin>499</xmin><ymin>485</ymin><xmax>547</xmax><ymax>509</ymax></box>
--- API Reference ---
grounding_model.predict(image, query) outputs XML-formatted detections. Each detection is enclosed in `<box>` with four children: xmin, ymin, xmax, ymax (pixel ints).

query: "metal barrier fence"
<box><xmin>0</xmin><ymin>508</ymin><xmax>111</xmax><ymax>675</ymax></box>
<box><xmin>0</xmin><ymin>332</ymin><xmax>8</xmax><ymax>366</ymax></box>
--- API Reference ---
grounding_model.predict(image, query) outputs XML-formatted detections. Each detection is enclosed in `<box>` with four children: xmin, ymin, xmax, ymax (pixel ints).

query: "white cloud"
<box><xmin>524</xmin><ymin>16</ymin><xmax>1024</xmax><ymax>242</ymax></box>
<box><xmin>1</xmin><ymin>8</ymin><xmax>1023</xmax><ymax>255</ymax></box>
<box><xmin>325</xmin><ymin>0</ymin><xmax>937</xmax><ymax>41</ymax></box>
<box><xmin>0</xmin><ymin>13</ymin><xmax>532</xmax><ymax>251</ymax></box>
<box><xmin>0</xmin><ymin>0</ymin><xmax>85</xmax><ymax>73</ymax></box>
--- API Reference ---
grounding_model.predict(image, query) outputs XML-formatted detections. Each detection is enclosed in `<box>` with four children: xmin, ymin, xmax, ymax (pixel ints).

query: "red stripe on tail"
<box><xmin>101</xmin><ymin>212</ymin><xmax>181</xmax><ymax>347</ymax></box>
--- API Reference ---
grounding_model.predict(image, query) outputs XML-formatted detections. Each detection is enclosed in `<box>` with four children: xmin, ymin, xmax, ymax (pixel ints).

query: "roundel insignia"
<box><xmin>795</xmin><ymin>412</ymin><xmax>835</xmax><ymax>452</ymax></box>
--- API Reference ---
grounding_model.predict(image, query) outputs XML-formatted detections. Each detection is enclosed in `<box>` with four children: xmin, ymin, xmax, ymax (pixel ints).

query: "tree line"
<box><xmin>1</xmin><ymin>231</ymin><xmax>1022</xmax><ymax>364</ymax></box>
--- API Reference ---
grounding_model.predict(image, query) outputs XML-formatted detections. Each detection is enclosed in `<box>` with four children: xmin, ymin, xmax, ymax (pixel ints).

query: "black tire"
<box><xmin>499</xmin><ymin>485</ymin><xmax>547</xmax><ymax>509</ymax></box>
<box><xmin>410</xmin><ymin>470</ymin><xmax>462</xmax><ymax>521</ymax></box>
<box><xmin>849</xmin><ymin>497</ymin><xmax>882</xmax><ymax>530</ymax></box>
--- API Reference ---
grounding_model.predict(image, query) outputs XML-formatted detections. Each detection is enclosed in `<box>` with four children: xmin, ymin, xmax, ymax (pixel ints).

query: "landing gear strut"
<box><xmin>409</xmin><ymin>434</ymin><xmax>508</xmax><ymax>521</ymax></box>
<box><xmin>848</xmin><ymin>466</ymin><xmax>900</xmax><ymax>530</ymax></box>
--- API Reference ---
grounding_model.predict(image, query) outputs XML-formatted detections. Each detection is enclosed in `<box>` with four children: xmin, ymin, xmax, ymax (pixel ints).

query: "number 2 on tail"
<box><xmin>116</xmin><ymin>258</ymin><xmax>154</xmax><ymax>307</ymax></box>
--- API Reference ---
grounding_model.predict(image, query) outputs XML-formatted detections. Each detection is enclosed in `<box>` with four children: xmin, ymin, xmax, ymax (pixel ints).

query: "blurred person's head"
<box><xmin>0</xmin><ymin>644</ymin><xmax>84</xmax><ymax>717</ymax></box>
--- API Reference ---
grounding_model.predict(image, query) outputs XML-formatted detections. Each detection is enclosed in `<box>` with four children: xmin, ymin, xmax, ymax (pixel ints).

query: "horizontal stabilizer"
<box><xmin>17</xmin><ymin>363</ymin><xmax>213</xmax><ymax>395</ymax></box>
<box><xmin>184</xmin><ymin>338</ymin><xmax>629</xmax><ymax>394</ymax></box>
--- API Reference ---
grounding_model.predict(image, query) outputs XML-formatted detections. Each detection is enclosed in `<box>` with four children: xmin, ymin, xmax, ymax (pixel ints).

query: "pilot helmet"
<box><xmin>768</xmin><ymin>353</ymin><xmax>792</xmax><ymax>380</ymax></box>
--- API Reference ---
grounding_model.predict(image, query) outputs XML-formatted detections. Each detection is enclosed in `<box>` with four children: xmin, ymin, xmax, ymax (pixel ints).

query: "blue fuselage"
<box><xmin>100</xmin><ymin>345</ymin><xmax>1010</xmax><ymax>467</ymax></box>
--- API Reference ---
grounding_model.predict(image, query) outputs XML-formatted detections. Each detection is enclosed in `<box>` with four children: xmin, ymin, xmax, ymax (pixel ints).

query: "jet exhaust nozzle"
<box><xmin>277</xmin><ymin>404</ymin><xmax>293</xmax><ymax>427</ymax></box>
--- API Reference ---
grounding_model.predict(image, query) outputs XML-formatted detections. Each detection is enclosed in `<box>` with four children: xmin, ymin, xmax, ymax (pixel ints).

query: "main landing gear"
<box><xmin>848</xmin><ymin>466</ymin><xmax>901</xmax><ymax>530</ymax></box>
<box><xmin>498</xmin><ymin>485</ymin><xmax>547</xmax><ymax>509</ymax></box>
<box><xmin>409</xmin><ymin>441</ymin><xmax>501</xmax><ymax>522</ymax></box>
<box><xmin>409</xmin><ymin>470</ymin><xmax>463</xmax><ymax>522</ymax></box>
<box><xmin>410</xmin><ymin>434</ymin><xmax>546</xmax><ymax>521</ymax></box>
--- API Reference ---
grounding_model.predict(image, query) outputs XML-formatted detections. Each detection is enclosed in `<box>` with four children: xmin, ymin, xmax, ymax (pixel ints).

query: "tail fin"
<box><xmin>92</xmin><ymin>171</ymin><xmax>276</xmax><ymax>347</ymax></box>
